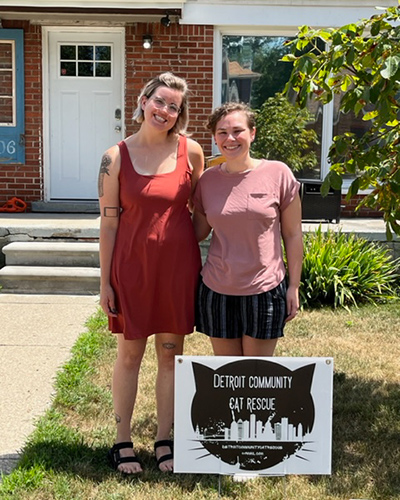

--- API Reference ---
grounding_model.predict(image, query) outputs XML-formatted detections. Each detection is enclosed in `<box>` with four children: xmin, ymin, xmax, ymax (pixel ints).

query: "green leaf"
<box><xmin>346</xmin><ymin>45</ymin><xmax>355</xmax><ymax>65</ymax></box>
<box><xmin>345</xmin><ymin>158</ymin><xmax>356</xmax><ymax>175</ymax></box>
<box><xmin>321</xmin><ymin>176</ymin><xmax>331</xmax><ymax>197</ymax></box>
<box><xmin>392</xmin><ymin>168</ymin><xmax>400</xmax><ymax>183</ymax></box>
<box><xmin>335</xmin><ymin>137</ymin><xmax>348</xmax><ymax>155</ymax></box>
<box><xmin>330</xmin><ymin>170</ymin><xmax>343</xmax><ymax>190</ymax></box>
<box><xmin>363</xmin><ymin>110</ymin><xmax>379</xmax><ymax>121</ymax></box>
<box><xmin>347</xmin><ymin>177</ymin><xmax>360</xmax><ymax>197</ymax></box>
<box><xmin>385</xmin><ymin>224</ymin><xmax>393</xmax><ymax>242</ymax></box>
<box><xmin>332</xmin><ymin>32</ymin><xmax>343</xmax><ymax>45</ymax></box>
<box><xmin>298</xmin><ymin>56</ymin><xmax>314</xmax><ymax>73</ymax></box>
<box><xmin>381</xmin><ymin>56</ymin><xmax>400</xmax><ymax>79</ymax></box>
<box><xmin>371</xmin><ymin>20</ymin><xmax>381</xmax><ymax>36</ymax></box>
<box><xmin>281</xmin><ymin>54</ymin><xmax>297</xmax><ymax>62</ymax></box>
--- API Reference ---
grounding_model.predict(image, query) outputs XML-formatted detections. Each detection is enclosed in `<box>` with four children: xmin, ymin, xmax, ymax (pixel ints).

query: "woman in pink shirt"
<box><xmin>193</xmin><ymin>102</ymin><xmax>303</xmax><ymax>356</ymax></box>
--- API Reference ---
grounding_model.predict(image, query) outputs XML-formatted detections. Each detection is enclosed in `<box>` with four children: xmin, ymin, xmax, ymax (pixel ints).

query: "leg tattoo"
<box><xmin>162</xmin><ymin>343</ymin><xmax>176</xmax><ymax>350</ymax></box>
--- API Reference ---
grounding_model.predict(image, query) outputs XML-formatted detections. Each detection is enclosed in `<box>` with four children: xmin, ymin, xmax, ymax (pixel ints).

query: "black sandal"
<box><xmin>154</xmin><ymin>439</ymin><xmax>174</xmax><ymax>471</ymax></box>
<box><xmin>108</xmin><ymin>441</ymin><xmax>142</xmax><ymax>473</ymax></box>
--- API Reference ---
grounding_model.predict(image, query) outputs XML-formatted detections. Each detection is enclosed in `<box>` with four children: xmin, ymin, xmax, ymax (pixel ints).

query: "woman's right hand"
<box><xmin>100</xmin><ymin>284</ymin><xmax>118</xmax><ymax>317</ymax></box>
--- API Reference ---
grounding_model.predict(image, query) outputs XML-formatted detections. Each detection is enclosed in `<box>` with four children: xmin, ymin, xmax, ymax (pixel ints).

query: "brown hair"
<box><xmin>133</xmin><ymin>72</ymin><xmax>189</xmax><ymax>134</ymax></box>
<box><xmin>206</xmin><ymin>102</ymin><xmax>256</xmax><ymax>135</ymax></box>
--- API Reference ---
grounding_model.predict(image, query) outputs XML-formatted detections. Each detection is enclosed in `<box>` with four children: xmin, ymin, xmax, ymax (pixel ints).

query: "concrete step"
<box><xmin>32</xmin><ymin>200</ymin><xmax>99</xmax><ymax>213</ymax></box>
<box><xmin>2</xmin><ymin>241</ymin><xmax>99</xmax><ymax>267</ymax></box>
<box><xmin>0</xmin><ymin>266</ymin><xmax>100</xmax><ymax>294</ymax></box>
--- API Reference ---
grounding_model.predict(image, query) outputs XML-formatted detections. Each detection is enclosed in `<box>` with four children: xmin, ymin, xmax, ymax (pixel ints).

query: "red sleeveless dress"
<box><xmin>109</xmin><ymin>135</ymin><xmax>202</xmax><ymax>339</ymax></box>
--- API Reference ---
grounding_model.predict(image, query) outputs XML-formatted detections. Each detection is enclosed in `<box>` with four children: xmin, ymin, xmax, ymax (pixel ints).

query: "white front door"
<box><xmin>47</xmin><ymin>29</ymin><xmax>123</xmax><ymax>200</ymax></box>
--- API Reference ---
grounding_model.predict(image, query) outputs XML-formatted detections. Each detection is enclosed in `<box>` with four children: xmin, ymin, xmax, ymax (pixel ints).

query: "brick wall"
<box><xmin>124</xmin><ymin>22</ymin><xmax>214</xmax><ymax>152</ymax></box>
<box><xmin>340</xmin><ymin>195</ymin><xmax>383</xmax><ymax>218</ymax></box>
<box><xmin>1</xmin><ymin>20</ymin><xmax>42</xmax><ymax>209</ymax></box>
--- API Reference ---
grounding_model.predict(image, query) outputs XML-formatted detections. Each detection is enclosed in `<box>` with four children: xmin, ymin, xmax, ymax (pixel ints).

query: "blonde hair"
<box><xmin>206</xmin><ymin>102</ymin><xmax>256</xmax><ymax>135</ymax></box>
<box><xmin>133</xmin><ymin>72</ymin><xmax>189</xmax><ymax>134</ymax></box>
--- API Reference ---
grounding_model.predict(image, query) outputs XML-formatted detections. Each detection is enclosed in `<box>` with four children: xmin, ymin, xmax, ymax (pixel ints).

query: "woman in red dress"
<box><xmin>98</xmin><ymin>73</ymin><xmax>203</xmax><ymax>474</ymax></box>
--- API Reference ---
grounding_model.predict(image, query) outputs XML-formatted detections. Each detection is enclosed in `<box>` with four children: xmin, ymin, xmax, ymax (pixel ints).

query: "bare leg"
<box><xmin>210</xmin><ymin>337</ymin><xmax>244</xmax><ymax>356</ymax></box>
<box><xmin>154</xmin><ymin>333</ymin><xmax>185</xmax><ymax>472</ymax></box>
<box><xmin>211</xmin><ymin>336</ymin><xmax>278</xmax><ymax>357</ymax></box>
<box><xmin>112</xmin><ymin>334</ymin><xmax>147</xmax><ymax>473</ymax></box>
<box><xmin>242</xmin><ymin>336</ymin><xmax>278</xmax><ymax>356</ymax></box>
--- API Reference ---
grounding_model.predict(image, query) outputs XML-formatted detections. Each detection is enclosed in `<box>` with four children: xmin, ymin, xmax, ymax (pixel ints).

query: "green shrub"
<box><xmin>252</xmin><ymin>93</ymin><xmax>319</xmax><ymax>172</ymax></box>
<box><xmin>300</xmin><ymin>227</ymin><xmax>399</xmax><ymax>309</ymax></box>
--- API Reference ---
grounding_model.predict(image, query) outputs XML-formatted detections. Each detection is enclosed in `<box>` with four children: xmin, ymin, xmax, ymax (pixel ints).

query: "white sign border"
<box><xmin>174</xmin><ymin>356</ymin><xmax>333</xmax><ymax>476</ymax></box>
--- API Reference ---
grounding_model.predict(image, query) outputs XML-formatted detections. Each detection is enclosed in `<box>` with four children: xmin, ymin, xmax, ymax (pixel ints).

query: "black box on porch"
<box><xmin>299</xmin><ymin>179</ymin><xmax>341</xmax><ymax>223</ymax></box>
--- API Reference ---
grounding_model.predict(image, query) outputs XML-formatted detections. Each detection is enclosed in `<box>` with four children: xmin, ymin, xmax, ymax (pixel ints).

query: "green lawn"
<box><xmin>0</xmin><ymin>304</ymin><xmax>399</xmax><ymax>500</ymax></box>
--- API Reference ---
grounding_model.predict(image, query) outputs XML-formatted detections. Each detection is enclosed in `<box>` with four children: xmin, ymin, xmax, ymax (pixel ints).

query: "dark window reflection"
<box><xmin>95</xmin><ymin>62</ymin><xmax>111</xmax><ymax>77</ymax></box>
<box><xmin>96</xmin><ymin>46</ymin><xmax>111</xmax><ymax>61</ymax></box>
<box><xmin>60</xmin><ymin>45</ymin><xmax>76</xmax><ymax>60</ymax></box>
<box><xmin>60</xmin><ymin>61</ymin><xmax>76</xmax><ymax>76</ymax></box>
<box><xmin>78</xmin><ymin>45</ymin><xmax>93</xmax><ymax>61</ymax></box>
<box><xmin>78</xmin><ymin>62</ymin><xmax>93</xmax><ymax>77</ymax></box>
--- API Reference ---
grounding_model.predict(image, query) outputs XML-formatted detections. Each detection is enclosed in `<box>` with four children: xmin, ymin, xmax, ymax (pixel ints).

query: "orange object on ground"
<box><xmin>0</xmin><ymin>197</ymin><xmax>27</xmax><ymax>213</ymax></box>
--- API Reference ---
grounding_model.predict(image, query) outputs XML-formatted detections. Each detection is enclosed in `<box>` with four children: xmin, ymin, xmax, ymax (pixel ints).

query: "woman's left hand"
<box><xmin>285</xmin><ymin>284</ymin><xmax>300</xmax><ymax>322</ymax></box>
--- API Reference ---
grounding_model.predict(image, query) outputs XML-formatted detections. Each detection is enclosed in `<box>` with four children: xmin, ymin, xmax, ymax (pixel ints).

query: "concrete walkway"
<box><xmin>0</xmin><ymin>294</ymin><xmax>98</xmax><ymax>476</ymax></box>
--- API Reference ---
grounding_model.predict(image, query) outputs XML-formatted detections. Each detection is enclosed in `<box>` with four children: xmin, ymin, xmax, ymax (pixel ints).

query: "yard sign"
<box><xmin>174</xmin><ymin>356</ymin><xmax>333</xmax><ymax>476</ymax></box>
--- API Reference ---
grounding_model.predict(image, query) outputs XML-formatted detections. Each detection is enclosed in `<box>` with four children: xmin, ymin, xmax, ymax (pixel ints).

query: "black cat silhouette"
<box><xmin>191</xmin><ymin>359</ymin><xmax>316</xmax><ymax>470</ymax></box>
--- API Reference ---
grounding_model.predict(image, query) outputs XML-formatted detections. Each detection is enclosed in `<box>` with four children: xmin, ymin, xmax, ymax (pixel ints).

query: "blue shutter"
<box><xmin>0</xmin><ymin>29</ymin><xmax>25</xmax><ymax>164</ymax></box>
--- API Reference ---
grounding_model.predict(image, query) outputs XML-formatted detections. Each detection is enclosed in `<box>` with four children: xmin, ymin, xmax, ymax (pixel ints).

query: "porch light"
<box><xmin>160</xmin><ymin>14</ymin><xmax>171</xmax><ymax>27</ymax></box>
<box><xmin>143</xmin><ymin>35</ymin><xmax>153</xmax><ymax>49</ymax></box>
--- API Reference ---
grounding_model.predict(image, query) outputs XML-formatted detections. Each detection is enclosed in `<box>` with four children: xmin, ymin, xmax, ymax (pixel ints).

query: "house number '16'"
<box><xmin>0</xmin><ymin>140</ymin><xmax>16</xmax><ymax>155</ymax></box>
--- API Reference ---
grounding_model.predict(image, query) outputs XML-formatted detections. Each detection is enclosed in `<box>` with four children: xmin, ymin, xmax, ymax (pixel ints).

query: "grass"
<box><xmin>0</xmin><ymin>304</ymin><xmax>399</xmax><ymax>499</ymax></box>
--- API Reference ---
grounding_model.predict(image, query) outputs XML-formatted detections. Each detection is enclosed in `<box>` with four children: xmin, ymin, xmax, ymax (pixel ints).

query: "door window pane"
<box><xmin>78</xmin><ymin>62</ymin><xmax>93</xmax><ymax>77</ymax></box>
<box><xmin>78</xmin><ymin>45</ymin><xmax>93</xmax><ymax>60</ymax></box>
<box><xmin>96</xmin><ymin>46</ymin><xmax>111</xmax><ymax>61</ymax></box>
<box><xmin>60</xmin><ymin>45</ymin><xmax>76</xmax><ymax>60</ymax></box>
<box><xmin>60</xmin><ymin>44</ymin><xmax>111</xmax><ymax>78</ymax></box>
<box><xmin>95</xmin><ymin>62</ymin><xmax>111</xmax><ymax>77</ymax></box>
<box><xmin>60</xmin><ymin>61</ymin><xmax>76</xmax><ymax>76</ymax></box>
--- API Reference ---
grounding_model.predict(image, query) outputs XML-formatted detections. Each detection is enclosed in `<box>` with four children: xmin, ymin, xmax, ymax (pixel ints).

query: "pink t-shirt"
<box><xmin>193</xmin><ymin>160</ymin><xmax>300</xmax><ymax>295</ymax></box>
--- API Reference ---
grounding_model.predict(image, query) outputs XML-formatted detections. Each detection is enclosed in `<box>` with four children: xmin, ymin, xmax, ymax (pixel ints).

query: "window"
<box><xmin>0</xmin><ymin>40</ymin><xmax>14</xmax><ymax>125</ymax></box>
<box><xmin>0</xmin><ymin>29</ymin><xmax>24</xmax><ymax>164</ymax></box>
<box><xmin>221</xmin><ymin>35</ymin><xmax>322</xmax><ymax>179</ymax></box>
<box><xmin>219</xmin><ymin>33</ymin><xmax>372</xmax><ymax>184</ymax></box>
<box><xmin>59</xmin><ymin>44</ymin><xmax>112</xmax><ymax>77</ymax></box>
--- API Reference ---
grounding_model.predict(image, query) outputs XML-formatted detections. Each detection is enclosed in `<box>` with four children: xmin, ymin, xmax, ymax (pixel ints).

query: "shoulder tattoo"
<box><xmin>98</xmin><ymin>153</ymin><xmax>112</xmax><ymax>197</ymax></box>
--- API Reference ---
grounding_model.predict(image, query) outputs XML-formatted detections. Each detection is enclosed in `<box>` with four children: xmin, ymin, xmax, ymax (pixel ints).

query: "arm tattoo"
<box><xmin>104</xmin><ymin>207</ymin><xmax>119</xmax><ymax>218</ymax></box>
<box><xmin>98</xmin><ymin>154</ymin><xmax>112</xmax><ymax>197</ymax></box>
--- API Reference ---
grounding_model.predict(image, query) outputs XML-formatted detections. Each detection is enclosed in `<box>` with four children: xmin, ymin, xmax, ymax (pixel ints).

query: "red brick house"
<box><xmin>0</xmin><ymin>0</ymin><xmax>395</xmax><ymax>216</ymax></box>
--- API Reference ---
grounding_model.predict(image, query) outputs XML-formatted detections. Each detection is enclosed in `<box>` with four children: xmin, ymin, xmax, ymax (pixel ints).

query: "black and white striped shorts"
<box><xmin>196</xmin><ymin>278</ymin><xmax>288</xmax><ymax>339</ymax></box>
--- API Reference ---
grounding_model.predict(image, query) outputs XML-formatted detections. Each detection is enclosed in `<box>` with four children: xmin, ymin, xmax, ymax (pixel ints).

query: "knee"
<box><xmin>157</xmin><ymin>341</ymin><xmax>181</xmax><ymax>369</ymax></box>
<box><xmin>117</xmin><ymin>350</ymin><xmax>143</xmax><ymax>372</ymax></box>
